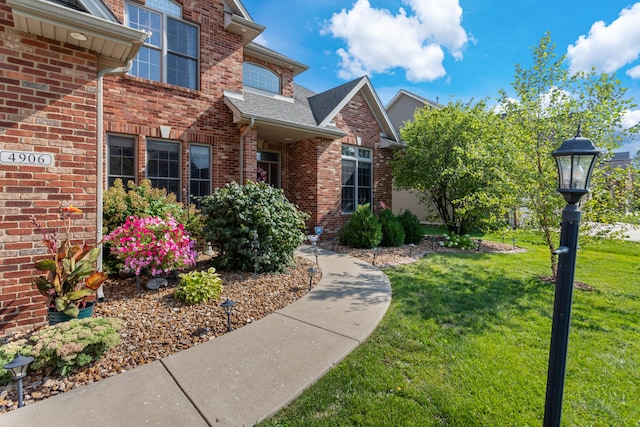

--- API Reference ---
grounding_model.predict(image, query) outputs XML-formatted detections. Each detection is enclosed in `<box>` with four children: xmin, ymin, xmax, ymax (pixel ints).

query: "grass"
<box><xmin>258</xmin><ymin>231</ymin><xmax>640</xmax><ymax>426</ymax></box>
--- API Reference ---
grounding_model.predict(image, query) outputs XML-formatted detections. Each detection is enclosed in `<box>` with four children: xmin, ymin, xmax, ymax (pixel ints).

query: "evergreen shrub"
<box><xmin>378</xmin><ymin>208</ymin><xmax>405</xmax><ymax>247</ymax></box>
<box><xmin>397</xmin><ymin>210</ymin><xmax>425</xmax><ymax>244</ymax></box>
<box><xmin>339</xmin><ymin>204</ymin><xmax>383</xmax><ymax>249</ymax></box>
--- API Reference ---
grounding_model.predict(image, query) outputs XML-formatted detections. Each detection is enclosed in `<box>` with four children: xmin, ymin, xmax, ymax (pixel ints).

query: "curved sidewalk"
<box><xmin>0</xmin><ymin>246</ymin><xmax>392</xmax><ymax>427</ymax></box>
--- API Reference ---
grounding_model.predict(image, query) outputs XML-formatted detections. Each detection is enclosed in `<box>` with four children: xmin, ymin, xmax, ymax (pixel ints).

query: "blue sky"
<box><xmin>241</xmin><ymin>0</ymin><xmax>640</xmax><ymax>155</ymax></box>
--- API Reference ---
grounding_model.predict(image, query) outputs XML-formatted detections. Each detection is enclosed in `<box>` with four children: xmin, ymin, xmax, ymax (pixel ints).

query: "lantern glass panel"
<box><xmin>556</xmin><ymin>156</ymin><xmax>572</xmax><ymax>190</ymax></box>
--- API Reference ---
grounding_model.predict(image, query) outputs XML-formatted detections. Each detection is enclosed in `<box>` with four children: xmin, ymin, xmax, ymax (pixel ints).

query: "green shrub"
<box><xmin>103</xmin><ymin>179</ymin><xmax>204</xmax><ymax>239</ymax></box>
<box><xmin>439</xmin><ymin>233</ymin><xmax>476</xmax><ymax>250</ymax></box>
<box><xmin>175</xmin><ymin>268</ymin><xmax>223</xmax><ymax>304</ymax></box>
<box><xmin>340</xmin><ymin>204</ymin><xmax>383</xmax><ymax>249</ymax></box>
<box><xmin>0</xmin><ymin>318</ymin><xmax>123</xmax><ymax>382</ymax></box>
<box><xmin>199</xmin><ymin>181</ymin><xmax>309</xmax><ymax>273</ymax></box>
<box><xmin>377</xmin><ymin>208</ymin><xmax>405</xmax><ymax>247</ymax></box>
<box><xmin>397</xmin><ymin>210</ymin><xmax>425</xmax><ymax>244</ymax></box>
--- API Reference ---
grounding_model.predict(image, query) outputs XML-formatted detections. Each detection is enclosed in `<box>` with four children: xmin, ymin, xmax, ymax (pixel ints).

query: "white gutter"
<box><xmin>95</xmin><ymin>60</ymin><xmax>132</xmax><ymax>299</ymax></box>
<box><xmin>239</xmin><ymin>117</ymin><xmax>255</xmax><ymax>184</ymax></box>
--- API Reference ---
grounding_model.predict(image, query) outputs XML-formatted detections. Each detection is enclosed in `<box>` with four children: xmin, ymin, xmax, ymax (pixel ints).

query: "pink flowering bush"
<box><xmin>104</xmin><ymin>216</ymin><xmax>197</xmax><ymax>277</ymax></box>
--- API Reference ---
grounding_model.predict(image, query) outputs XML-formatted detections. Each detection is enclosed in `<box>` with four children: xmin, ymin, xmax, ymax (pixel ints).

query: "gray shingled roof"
<box><xmin>308</xmin><ymin>77</ymin><xmax>364</xmax><ymax>124</ymax></box>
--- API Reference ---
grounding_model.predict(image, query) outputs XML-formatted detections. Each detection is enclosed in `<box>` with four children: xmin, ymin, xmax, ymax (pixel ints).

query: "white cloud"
<box><xmin>567</xmin><ymin>3</ymin><xmax>640</xmax><ymax>75</ymax></box>
<box><xmin>621</xmin><ymin>109</ymin><xmax>640</xmax><ymax>129</ymax></box>
<box><xmin>324</xmin><ymin>0</ymin><xmax>468</xmax><ymax>82</ymax></box>
<box><xmin>626</xmin><ymin>65</ymin><xmax>640</xmax><ymax>79</ymax></box>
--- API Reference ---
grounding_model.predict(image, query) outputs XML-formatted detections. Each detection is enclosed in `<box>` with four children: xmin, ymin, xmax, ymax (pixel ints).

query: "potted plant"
<box><xmin>31</xmin><ymin>206</ymin><xmax>106</xmax><ymax>324</ymax></box>
<box><xmin>104</xmin><ymin>215</ymin><xmax>197</xmax><ymax>293</ymax></box>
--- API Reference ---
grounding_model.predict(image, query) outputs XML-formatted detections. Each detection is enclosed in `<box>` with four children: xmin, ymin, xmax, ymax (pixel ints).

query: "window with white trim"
<box><xmin>341</xmin><ymin>145</ymin><xmax>372</xmax><ymax>213</ymax></box>
<box><xmin>126</xmin><ymin>0</ymin><xmax>199</xmax><ymax>90</ymax></box>
<box><xmin>107</xmin><ymin>135</ymin><xmax>136</xmax><ymax>188</ymax></box>
<box><xmin>243</xmin><ymin>62</ymin><xmax>280</xmax><ymax>94</ymax></box>
<box><xmin>189</xmin><ymin>144</ymin><xmax>210</xmax><ymax>204</ymax></box>
<box><xmin>147</xmin><ymin>140</ymin><xmax>181</xmax><ymax>198</ymax></box>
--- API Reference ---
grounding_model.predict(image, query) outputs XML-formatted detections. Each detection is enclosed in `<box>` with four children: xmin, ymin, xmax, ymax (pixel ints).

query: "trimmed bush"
<box><xmin>397</xmin><ymin>210</ymin><xmax>425</xmax><ymax>244</ymax></box>
<box><xmin>175</xmin><ymin>268</ymin><xmax>224</xmax><ymax>304</ymax></box>
<box><xmin>378</xmin><ymin>208</ymin><xmax>405</xmax><ymax>247</ymax></box>
<box><xmin>199</xmin><ymin>181</ymin><xmax>309</xmax><ymax>273</ymax></box>
<box><xmin>340</xmin><ymin>204</ymin><xmax>383</xmax><ymax>249</ymax></box>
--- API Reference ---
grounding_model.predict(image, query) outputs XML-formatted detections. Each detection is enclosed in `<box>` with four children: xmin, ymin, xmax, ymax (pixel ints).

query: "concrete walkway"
<box><xmin>0</xmin><ymin>246</ymin><xmax>392</xmax><ymax>427</ymax></box>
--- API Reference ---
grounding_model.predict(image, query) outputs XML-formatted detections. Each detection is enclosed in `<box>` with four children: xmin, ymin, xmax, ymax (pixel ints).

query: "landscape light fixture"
<box><xmin>372</xmin><ymin>247</ymin><xmax>379</xmax><ymax>266</ymax></box>
<box><xmin>313</xmin><ymin>246</ymin><xmax>319</xmax><ymax>265</ymax></box>
<box><xmin>3</xmin><ymin>355</ymin><xmax>34</xmax><ymax>408</ymax></box>
<box><xmin>543</xmin><ymin>125</ymin><xmax>600</xmax><ymax>427</ymax></box>
<box><xmin>477</xmin><ymin>239</ymin><xmax>482</xmax><ymax>252</ymax></box>
<box><xmin>221</xmin><ymin>298</ymin><xmax>236</xmax><ymax>332</ymax></box>
<box><xmin>408</xmin><ymin>243</ymin><xmax>416</xmax><ymax>257</ymax></box>
<box><xmin>307</xmin><ymin>267</ymin><xmax>317</xmax><ymax>291</ymax></box>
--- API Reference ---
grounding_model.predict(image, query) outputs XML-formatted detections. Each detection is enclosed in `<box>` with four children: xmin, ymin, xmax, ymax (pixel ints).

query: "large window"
<box><xmin>126</xmin><ymin>1</ymin><xmax>199</xmax><ymax>90</ymax></box>
<box><xmin>147</xmin><ymin>140</ymin><xmax>180</xmax><ymax>198</ymax></box>
<box><xmin>342</xmin><ymin>145</ymin><xmax>372</xmax><ymax>213</ymax></box>
<box><xmin>257</xmin><ymin>151</ymin><xmax>280</xmax><ymax>187</ymax></box>
<box><xmin>107</xmin><ymin>135</ymin><xmax>136</xmax><ymax>188</ymax></box>
<box><xmin>243</xmin><ymin>63</ymin><xmax>280</xmax><ymax>94</ymax></box>
<box><xmin>189</xmin><ymin>144</ymin><xmax>210</xmax><ymax>204</ymax></box>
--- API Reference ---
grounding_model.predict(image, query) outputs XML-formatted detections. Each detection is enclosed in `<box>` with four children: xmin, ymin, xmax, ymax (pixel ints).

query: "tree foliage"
<box><xmin>392</xmin><ymin>99</ymin><xmax>515</xmax><ymax>235</ymax></box>
<box><xmin>498</xmin><ymin>32</ymin><xmax>638</xmax><ymax>277</ymax></box>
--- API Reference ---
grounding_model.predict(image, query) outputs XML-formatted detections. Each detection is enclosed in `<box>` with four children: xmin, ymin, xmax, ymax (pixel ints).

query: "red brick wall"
<box><xmin>285</xmin><ymin>91</ymin><xmax>394</xmax><ymax>238</ymax></box>
<box><xmin>0</xmin><ymin>0</ymin><xmax>99</xmax><ymax>330</ymax></box>
<box><xmin>100</xmin><ymin>0</ymin><xmax>246</xmax><ymax>200</ymax></box>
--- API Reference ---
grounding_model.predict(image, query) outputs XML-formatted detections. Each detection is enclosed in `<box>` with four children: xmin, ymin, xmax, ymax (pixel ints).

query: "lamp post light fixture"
<box><xmin>307</xmin><ymin>266</ymin><xmax>317</xmax><ymax>291</ymax></box>
<box><xmin>220</xmin><ymin>298</ymin><xmax>236</xmax><ymax>332</ymax></box>
<box><xmin>3</xmin><ymin>355</ymin><xmax>34</xmax><ymax>408</ymax></box>
<box><xmin>543</xmin><ymin>125</ymin><xmax>600</xmax><ymax>427</ymax></box>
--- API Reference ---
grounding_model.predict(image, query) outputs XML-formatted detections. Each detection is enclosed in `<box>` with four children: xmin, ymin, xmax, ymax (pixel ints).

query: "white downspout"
<box><xmin>239</xmin><ymin>117</ymin><xmax>255</xmax><ymax>184</ymax></box>
<box><xmin>95</xmin><ymin>60</ymin><xmax>133</xmax><ymax>300</ymax></box>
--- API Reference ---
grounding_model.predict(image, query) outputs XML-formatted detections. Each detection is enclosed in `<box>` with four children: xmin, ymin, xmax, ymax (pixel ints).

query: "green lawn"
<box><xmin>259</xmin><ymin>231</ymin><xmax>640</xmax><ymax>426</ymax></box>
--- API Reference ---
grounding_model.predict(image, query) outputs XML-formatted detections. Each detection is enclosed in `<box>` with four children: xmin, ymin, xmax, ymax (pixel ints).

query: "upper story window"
<box><xmin>126</xmin><ymin>0</ymin><xmax>199</xmax><ymax>90</ymax></box>
<box><xmin>243</xmin><ymin>62</ymin><xmax>280</xmax><ymax>94</ymax></box>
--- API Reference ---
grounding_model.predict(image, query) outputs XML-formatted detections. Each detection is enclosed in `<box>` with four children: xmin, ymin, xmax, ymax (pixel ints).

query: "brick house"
<box><xmin>0</xmin><ymin>0</ymin><xmax>400</xmax><ymax>330</ymax></box>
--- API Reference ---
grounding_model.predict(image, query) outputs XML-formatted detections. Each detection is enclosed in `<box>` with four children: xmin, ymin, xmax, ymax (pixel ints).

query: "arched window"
<box><xmin>243</xmin><ymin>62</ymin><xmax>280</xmax><ymax>94</ymax></box>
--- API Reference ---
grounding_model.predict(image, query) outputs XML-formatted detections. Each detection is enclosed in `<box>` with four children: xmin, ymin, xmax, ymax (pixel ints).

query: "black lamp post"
<box><xmin>221</xmin><ymin>298</ymin><xmax>235</xmax><ymax>332</ymax></box>
<box><xmin>544</xmin><ymin>125</ymin><xmax>600</xmax><ymax>427</ymax></box>
<box><xmin>3</xmin><ymin>355</ymin><xmax>34</xmax><ymax>408</ymax></box>
<box><xmin>307</xmin><ymin>267</ymin><xmax>316</xmax><ymax>291</ymax></box>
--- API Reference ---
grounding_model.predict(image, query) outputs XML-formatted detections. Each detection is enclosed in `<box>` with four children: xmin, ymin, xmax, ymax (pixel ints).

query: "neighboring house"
<box><xmin>0</xmin><ymin>0</ymin><xmax>399</xmax><ymax>330</ymax></box>
<box><xmin>385</xmin><ymin>89</ymin><xmax>439</xmax><ymax>223</ymax></box>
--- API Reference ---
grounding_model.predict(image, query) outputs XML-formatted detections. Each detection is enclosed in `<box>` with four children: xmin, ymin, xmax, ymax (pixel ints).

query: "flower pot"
<box><xmin>48</xmin><ymin>302</ymin><xmax>94</xmax><ymax>326</ymax></box>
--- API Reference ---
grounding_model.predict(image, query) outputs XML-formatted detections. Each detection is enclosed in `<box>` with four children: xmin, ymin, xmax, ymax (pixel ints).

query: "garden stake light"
<box><xmin>409</xmin><ymin>243</ymin><xmax>415</xmax><ymax>257</ymax></box>
<box><xmin>313</xmin><ymin>246</ymin><xmax>319</xmax><ymax>265</ymax></box>
<box><xmin>477</xmin><ymin>239</ymin><xmax>482</xmax><ymax>251</ymax></box>
<box><xmin>372</xmin><ymin>247</ymin><xmax>379</xmax><ymax>266</ymax></box>
<box><xmin>221</xmin><ymin>298</ymin><xmax>236</xmax><ymax>332</ymax></box>
<box><xmin>4</xmin><ymin>355</ymin><xmax>34</xmax><ymax>408</ymax></box>
<box><xmin>307</xmin><ymin>267</ymin><xmax>317</xmax><ymax>291</ymax></box>
<box><xmin>543</xmin><ymin>125</ymin><xmax>600</xmax><ymax>427</ymax></box>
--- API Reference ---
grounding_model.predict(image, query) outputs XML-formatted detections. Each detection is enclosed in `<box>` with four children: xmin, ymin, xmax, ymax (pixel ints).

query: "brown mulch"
<box><xmin>0</xmin><ymin>237</ymin><xmax>523</xmax><ymax>412</ymax></box>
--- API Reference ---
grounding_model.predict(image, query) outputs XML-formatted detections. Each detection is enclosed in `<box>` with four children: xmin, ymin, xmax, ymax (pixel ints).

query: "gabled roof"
<box><xmin>385</xmin><ymin>89</ymin><xmax>440</xmax><ymax>111</ymax></box>
<box><xmin>245</xmin><ymin>43</ymin><xmax>308</xmax><ymax>77</ymax></box>
<box><xmin>224</xmin><ymin>76</ymin><xmax>400</xmax><ymax>145</ymax></box>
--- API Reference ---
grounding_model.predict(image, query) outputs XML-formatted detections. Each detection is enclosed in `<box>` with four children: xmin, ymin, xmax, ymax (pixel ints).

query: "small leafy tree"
<box><xmin>378</xmin><ymin>208</ymin><xmax>405</xmax><ymax>247</ymax></box>
<box><xmin>392</xmin><ymin>99</ymin><xmax>515</xmax><ymax>236</ymax></box>
<box><xmin>498</xmin><ymin>32</ymin><xmax>638</xmax><ymax>278</ymax></box>
<box><xmin>340</xmin><ymin>204</ymin><xmax>383</xmax><ymax>249</ymax></box>
<box><xmin>397</xmin><ymin>210</ymin><xmax>425</xmax><ymax>244</ymax></box>
<box><xmin>199</xmin><ymin>181</ymin><xmax>309</xmax><ymax>273</ymax></box>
